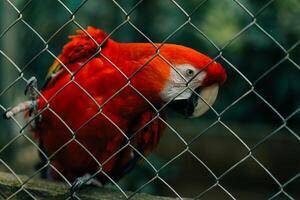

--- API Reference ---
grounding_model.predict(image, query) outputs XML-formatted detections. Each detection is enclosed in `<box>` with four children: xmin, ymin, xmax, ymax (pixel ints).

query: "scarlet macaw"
<box><xmin>4</xmin><ymin>27</ymin><xmax>226</xmax><ymax>189</ymax></box>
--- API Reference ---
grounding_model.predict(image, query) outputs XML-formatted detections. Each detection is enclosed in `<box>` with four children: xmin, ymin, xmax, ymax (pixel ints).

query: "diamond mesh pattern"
<box><xmin>0</xmin><ymin>0</ymin><xmax>299</xmax><ymax>199</ymax></box>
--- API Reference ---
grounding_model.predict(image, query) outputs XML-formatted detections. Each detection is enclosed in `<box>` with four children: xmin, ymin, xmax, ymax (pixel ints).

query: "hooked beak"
<box><xmin>168</xmin><ymin>84</ymin><xmax>219</xmax><ymax>118</ymax></box>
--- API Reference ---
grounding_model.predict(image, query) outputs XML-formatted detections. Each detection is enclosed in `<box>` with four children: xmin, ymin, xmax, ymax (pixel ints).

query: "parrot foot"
<box><xmin>3</xmin><ymin>100</ymin><xmax>38</xmax><ymax>119</ymax></box>
<box><xmin>3</xmin><ymin>76</ymin><xmax>40</xmax><ymax>120</ymax></box>
<box><xmin>70</xmin><ymin>173</ymin><xmax>102</xmax><ymax>196</ymax></box>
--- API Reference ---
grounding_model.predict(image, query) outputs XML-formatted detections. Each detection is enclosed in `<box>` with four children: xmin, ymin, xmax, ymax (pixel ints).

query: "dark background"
<box><xmin>0</xmin><ymin>0</ymin><xmax>299</xmax><ymax>199</ymax></box>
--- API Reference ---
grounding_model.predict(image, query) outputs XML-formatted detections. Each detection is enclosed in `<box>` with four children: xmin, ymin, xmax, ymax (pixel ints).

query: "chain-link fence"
<box><xmin>0</xmin><ymin>0</ymin><xmax>299</xmax><ymax>199</ymax></box>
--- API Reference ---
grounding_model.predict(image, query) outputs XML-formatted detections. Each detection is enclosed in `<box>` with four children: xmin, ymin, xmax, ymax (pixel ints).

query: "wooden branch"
<box><xmin>0</xmin><ymin>171</ymin><xmax>180</xmax><ymax>200</ymax></box>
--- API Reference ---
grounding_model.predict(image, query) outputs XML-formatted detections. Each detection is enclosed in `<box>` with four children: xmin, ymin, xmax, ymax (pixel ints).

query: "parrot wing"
<box><xmin>109</xmin><ymin>110</ymin><xmax>166</xmax><ymax>181</ymax></box>
<box><xmin>42</xmin><ymin>26</ymin><xmax>110</xmax><ymax>91</ymax></box>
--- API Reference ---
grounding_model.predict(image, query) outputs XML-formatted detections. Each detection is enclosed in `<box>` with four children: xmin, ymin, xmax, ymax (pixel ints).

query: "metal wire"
<box><xmin>0</xmin><ymin>0</ymin><xmax>299</xmax><ymax>199</ymax></box>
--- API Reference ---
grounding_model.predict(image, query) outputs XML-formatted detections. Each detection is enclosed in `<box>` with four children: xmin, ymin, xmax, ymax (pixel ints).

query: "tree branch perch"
<box><xmin>0</xmin><ymin>171</ymin><xmax>182</xmax><ymax>200</ymax></box>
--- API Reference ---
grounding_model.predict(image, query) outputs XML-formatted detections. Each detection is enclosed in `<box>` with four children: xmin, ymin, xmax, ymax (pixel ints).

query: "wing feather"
<box><xmin>42</xmin><ymin>27</ymin><xmax>109</xmax><ymax>90</ymax></box>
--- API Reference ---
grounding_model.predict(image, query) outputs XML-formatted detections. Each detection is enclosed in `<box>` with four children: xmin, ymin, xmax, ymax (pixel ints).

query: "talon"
<box><xmin>3</xmin><ymin>108</ymin><xmax>12</xmax><ymax>119</ymax></box>
<box><xmin>70</xmin><ymin>173</ymin><xmax>101</xmax><ymax>196</ymax></box>
<box><xmin>24</xmin><ymin>76</ymin><xmax>38</xmax><ymax>98</ymax></box>
<box><xmin>24</xmin><ymin>76</ymin><xmax>39</xmax><ymax>116</ymax></box>
<box><xmin>70</xmin><ymin>176</ymin><xmax>86</xmax><ymax>196</ymax></box>
<box><xmin>70</xmin><ymin>180</ymin><xmax>82</xmax><ymax>195</ymax></box>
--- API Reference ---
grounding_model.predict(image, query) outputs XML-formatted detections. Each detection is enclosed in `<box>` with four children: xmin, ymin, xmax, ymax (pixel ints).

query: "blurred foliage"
<box><xmin>0</xmin><ymin>0</ymin><xmax>299</xmax><ymax>198</ymax></box>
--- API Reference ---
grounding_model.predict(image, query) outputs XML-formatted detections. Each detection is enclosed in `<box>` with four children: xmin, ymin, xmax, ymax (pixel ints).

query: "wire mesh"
<box><xmin>0</xmin><ymin>0</ymin><xmax>299</xmax><ymax>199</ymax></box>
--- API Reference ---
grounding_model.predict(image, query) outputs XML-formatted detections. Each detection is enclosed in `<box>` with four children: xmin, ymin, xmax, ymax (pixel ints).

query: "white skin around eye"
<box><xmin>160</xmin><ymin>64</ymin><xmax>207</xmax><ymax>101</ymax></box>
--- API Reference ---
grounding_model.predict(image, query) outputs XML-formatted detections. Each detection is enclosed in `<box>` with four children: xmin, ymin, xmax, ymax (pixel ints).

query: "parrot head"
<box><xmin>120</xmin><ymin>42</ymin><xmax>227</xmax><ymax>118</ymax></box>
<box><xmin>156</xmin><ymin>44</ymin><xmax>227</xmax><ymax>118</ymax></box>
<box><xmin>57</xmin><ymin>27</ymin><xmax>226</xmax><ymax>119</ymax></box>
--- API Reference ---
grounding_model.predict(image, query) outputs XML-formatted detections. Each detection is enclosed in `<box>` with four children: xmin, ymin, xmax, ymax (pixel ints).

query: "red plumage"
<box><xmin>32</xmin><ymin>27</ymin><xmax>226</xmax><ymax>183</ymax></box>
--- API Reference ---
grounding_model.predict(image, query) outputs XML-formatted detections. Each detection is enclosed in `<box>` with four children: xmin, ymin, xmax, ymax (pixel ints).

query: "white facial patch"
<box><xmin>160</xmin><ymin>64</ymin><xmax>206</xmax><ymax>102</ymax></box>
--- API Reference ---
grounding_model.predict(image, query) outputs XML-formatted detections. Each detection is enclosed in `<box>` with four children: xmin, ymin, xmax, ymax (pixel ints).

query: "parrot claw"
<box><xmin>25</xmin><ymin>76</ymin><xmax>39</xmax><ymax>117</ymax></box>
<box><xmin>70</xmin><ymin>173</ymin><xmax>102</xmax><ymax>196</ymax></box>
<box><xmin>3</xmin><ymin>107</ymin><xmax>12</xmax><ymax>119</ymax></box>
<box><xmin>70</xmin><ymin>179</ymin><xmax>82</xmax><ymax>196</ymax></box>
<box><xmin>3</xmin><ymin>77</ymin><xmax>40</xmax><ymax>120</ymax></box>
<box><xmin>24</xmin><ymin>76</ymin><xmax>38</xmax><ymax>96</ymax></box>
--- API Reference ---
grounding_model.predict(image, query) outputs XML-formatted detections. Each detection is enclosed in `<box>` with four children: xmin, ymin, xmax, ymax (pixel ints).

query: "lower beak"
<box><xmin>168</xmin><ymin>84</ymin><xmax>219</xmax><ymax>118</ymax></box>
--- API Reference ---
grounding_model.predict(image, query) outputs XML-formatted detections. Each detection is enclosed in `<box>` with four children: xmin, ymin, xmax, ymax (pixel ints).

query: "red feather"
<box><xmin>35</xmin><ymin>27</ymin><xmax>226</xmax><ymax>182</ymax></box>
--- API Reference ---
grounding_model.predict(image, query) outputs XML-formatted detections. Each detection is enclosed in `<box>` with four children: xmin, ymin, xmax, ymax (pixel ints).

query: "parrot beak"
<box><xmin>168</xmin><ymin>83</ymin><xmax>219</xmax><ymax>118</ymax></box>
<box><xmin>190</xmin><ymin>84</ymin><xmax>219</xmax><ymax>118</ymax></box>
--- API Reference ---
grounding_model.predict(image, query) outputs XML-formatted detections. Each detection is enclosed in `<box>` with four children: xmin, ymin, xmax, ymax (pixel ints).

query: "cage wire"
<box><xmin>0</xmin><ymin>0</ymin><xmax>299</xmax><ymax>199</ymax></box>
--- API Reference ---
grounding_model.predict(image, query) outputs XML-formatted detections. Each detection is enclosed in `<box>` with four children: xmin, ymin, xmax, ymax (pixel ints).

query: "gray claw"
<box><xmin>24</xmin><ymin>76</ymin><xmax>37</xmax><ymax>96</ymax></box>
<box><xmin>70</xmin><ymin>173</ymin><xmax>101</xmax><ymax>196</ymax></box>
<box><xmin>70</xmin><ymin>176</ymin><xmax>85</xmax><ymax>196</ymax></box>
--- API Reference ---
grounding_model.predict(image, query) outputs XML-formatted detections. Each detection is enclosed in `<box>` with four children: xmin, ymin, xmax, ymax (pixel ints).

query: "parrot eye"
<box><xmin>186</xmin><ymin>69</ymin><xmax>195</xmax><ymax>77</ymax></box>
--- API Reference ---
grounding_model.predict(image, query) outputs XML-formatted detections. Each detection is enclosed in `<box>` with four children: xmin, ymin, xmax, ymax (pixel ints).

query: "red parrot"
<box><xmin>4</xmin><ymin>27</ymin><xmax>226</xmax><ymax>187</ymax></box>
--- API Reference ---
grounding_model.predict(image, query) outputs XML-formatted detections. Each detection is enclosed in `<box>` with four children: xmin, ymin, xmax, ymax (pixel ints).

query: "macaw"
<box><xmin>4</xmin><ymin>27</ymin><xmax>226</xmax><ymax>189</ymax></box>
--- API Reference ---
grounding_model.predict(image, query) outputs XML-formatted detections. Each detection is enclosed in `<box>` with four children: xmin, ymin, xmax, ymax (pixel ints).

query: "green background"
<box><xmin>0</xmin><ymin>0</ymin><xmax>299</xmax><ymax>199</ymax></box>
